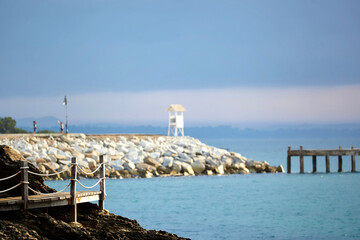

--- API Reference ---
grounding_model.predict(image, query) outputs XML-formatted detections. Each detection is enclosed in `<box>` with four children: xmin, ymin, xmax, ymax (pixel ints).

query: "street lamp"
<box><xmin>63</xmin><ymin>96</ymin><xmax>68</xmax><ymax>134</ymax></box>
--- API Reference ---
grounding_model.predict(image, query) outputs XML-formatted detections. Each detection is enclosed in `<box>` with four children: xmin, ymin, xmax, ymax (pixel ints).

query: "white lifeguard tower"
<box><xmin>167</xmin><ymin>104</ymin><xmax>186</xmax><ymax>136</ymax></box>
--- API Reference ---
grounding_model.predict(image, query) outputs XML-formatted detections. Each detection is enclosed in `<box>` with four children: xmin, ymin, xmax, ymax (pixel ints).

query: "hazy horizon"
<box><xmin>10</xmin><ymin>115</ymin><xmax>360</xmax><ymax>130</ymax></box>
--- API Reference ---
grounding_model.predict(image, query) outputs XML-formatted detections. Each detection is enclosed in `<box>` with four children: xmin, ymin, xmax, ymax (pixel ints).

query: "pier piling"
<box><xmin>312</xmin><ymin>156</ymin><xmax>317</xmax><ymax>173</ymax></box>
<box><xmin>326</xmin><ymin>154</ymin><xmax>330</xmax><ymax>173</ymax></box>
<box><xmin>351</xmin><ymin>146</ymin><xmax>356</xmax><ymax>172</ymax></box>
<box><xmin>287</xmin><ymin>146</ymin><xmax>291</xmax><ymax>174</ymax></box>
<box><xmin>338</xmin><ymin>146</ymin><xmax>342</xmax><ymax>173</ymax></box>
<box><xmin>300</xmin><ymin>146</ymin><xmax>304</xmax><ymax>174</ymax></box>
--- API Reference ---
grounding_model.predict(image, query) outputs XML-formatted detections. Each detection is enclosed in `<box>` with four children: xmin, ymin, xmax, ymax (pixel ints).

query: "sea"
<box><xmin>47</xmin><ymin>137</ymin><xmax>360</xmax><ymax>240</ymax></box>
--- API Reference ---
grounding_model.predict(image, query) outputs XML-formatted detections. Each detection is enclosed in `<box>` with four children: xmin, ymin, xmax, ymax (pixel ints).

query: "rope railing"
<box><xmin>0</xmin><ymin>171</ymin><xmax>21</xmax><ymax>181</ymax></box>
<box><xmin>28</xmin><ymin>160</ymin><xmax>103</xmax><ymax>178</ymax></box>
<box><xmin>75</xmin><ymin>178</ymin><xmax>103</xmax><ymax>189</ymax></box>
<box><xmin>0</xmin><ymin>182</ymin><xmax>22</xmax><ymax>194</ymax></box>
<box><xmin>28</xmin><ymin>168</ymin><xmax>69</xmax><ymax>177</ymax></box>
<box><xmin>28</xmin><ymin>182</ymin><xmax>71</xmax><ymax>196</ymax></box>
<box><xmin>77</xmin><ymin>162</ymin><xmax>104</xmax><ymax>175</ymax></box>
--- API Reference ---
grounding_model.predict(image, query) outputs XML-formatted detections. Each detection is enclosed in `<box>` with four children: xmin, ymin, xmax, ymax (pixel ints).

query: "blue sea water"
<box><xmin>47</xmin><ymin>137</ymin><xmax>360</xmax><ymax>240</ymax></box>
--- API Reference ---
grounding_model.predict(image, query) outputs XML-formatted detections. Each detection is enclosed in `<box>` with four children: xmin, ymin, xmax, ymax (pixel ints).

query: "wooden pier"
<box><xmin>0</xmin><ymin>156</ymin><xmax>106</xmax><ymax>223</ymax></box>
<box><xmin>287</xmin><ymin>146</ymin><xmax>359</xmax><ymax>174</ymax></box>
<box><xmin>0</xmin><ymin>191</ymin><xmax>101</xmax><ymax>211</ymax></box>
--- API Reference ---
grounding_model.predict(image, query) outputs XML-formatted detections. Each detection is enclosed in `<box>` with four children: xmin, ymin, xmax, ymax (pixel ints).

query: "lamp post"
<box><xmin>63</xmin><ymin>96</ymin><xmax>68</xmax><ymax>134</ymax></box>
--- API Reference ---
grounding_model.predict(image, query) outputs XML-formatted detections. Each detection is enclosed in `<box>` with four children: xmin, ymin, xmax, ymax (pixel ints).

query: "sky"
<box><xmin>0</xmin><ymin>0</ymin><xmax>360</xmax><ymax>127</ymax></box>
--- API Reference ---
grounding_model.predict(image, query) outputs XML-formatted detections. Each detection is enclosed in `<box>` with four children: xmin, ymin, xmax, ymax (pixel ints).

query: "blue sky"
<box><xmin>0</xmin><ymin>0</ymin><xmax>360</xmax><ymax>126</ymax></box>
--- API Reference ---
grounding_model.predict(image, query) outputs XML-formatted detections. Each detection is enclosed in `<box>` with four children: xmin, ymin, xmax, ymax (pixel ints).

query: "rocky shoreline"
<box><xmin>0</xmin><ymin>202</ymin><xmax>189</xmax><ymax>240</ymax></box>
<box><xmin>0</xmin><ymin>134</ymin><xmax>284</xmax><ymax>180</ymax></box>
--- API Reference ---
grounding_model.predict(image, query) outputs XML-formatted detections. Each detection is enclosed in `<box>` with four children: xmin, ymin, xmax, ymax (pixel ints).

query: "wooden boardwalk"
<box><xmin>0</xmin><ymin>191</ymin><xmax>101</xmax><ymax>211</ymax></box>
<box><xmin>287</xmin><ymin>146</ymin><xmax>359</xmax><ymax>173</ymax></box>
<box><xmin>0</xmin><ymin>156</ymin><xmax>106</xmax><ymax>222</ymax></box>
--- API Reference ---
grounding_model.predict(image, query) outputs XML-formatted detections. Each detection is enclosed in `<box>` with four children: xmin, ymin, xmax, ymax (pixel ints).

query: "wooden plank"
<box><xmin>5</xmin><ymin>200</ymin><xmax>22</xmax><ymax>205</ymax></box>
<box><xmin>76</xmin><ymin>191</ymin><xmax>101</xmax><ymax>197</ymax></box>
<box><xmin>0</xmin><ymin>191</ymin><xmax>101</xmax><ymax>212</ymax></box>
<box><xmin>77</xmin><ymin>195</ymin><xmax>100</xmax><ymax>204</ymax></box>
<box><xmin>28</xmin><ymin>199</ymin><xmax>69</xmax><ymax>209</ymax></box>
<box><xmin>0</xmin><ymin>198</ymin><xmax>22</xmax><ymax>205</ymax></box>
<box><xmin>0</xmin><ymin>204</ymin><xmax>22</xmax><ymax>211</ymax></box>
<box><xmin>30</xmin><ymin>195</ymin><xmax>60</xmax><ymax>203</ymax></box>
<box><xmin>0</xmin><ymin>196</ymin><xmax>22</xmax><ymax>205</ymax></box>
<box><xmin>289</xmin><ymin>149</ymin><xmax>360</xmax><ymax>156</ymax></box>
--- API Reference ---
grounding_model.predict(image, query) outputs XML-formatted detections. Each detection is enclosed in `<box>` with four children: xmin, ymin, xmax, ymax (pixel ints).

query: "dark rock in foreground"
<box><xmin>0</xmin><ymin>202</ymin><xmax>188</xmax><ymax>240</ymax></box>
<box><xmin>0</xmin><ymin>145</ymin><xmax>55</xmax><ymax>198</ymax></box>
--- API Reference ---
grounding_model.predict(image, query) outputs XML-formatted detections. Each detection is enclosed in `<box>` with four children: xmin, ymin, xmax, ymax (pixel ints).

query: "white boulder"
<box><xmin>191</xmin><ymin>160</ymin><xmax>206</xmax><ymax>174</ymax></box>
<box><xmin>124</xmin><ymin>162</ymin><xmax>136</xmax><ymax>171</ymax></box>
<box><xmin>126</xmin><ymin>151</ymin><xmax>139</xmax><ymax>162</ymax></box>
<box><xmin>163</xmin><ymin>157</ymin><xmax>173</xmax><ymax>168</ymax></box>
<box><xmin>150</xmin><ymin>151</ymin><xmax>161</xmax><ymax>160</ymax></box>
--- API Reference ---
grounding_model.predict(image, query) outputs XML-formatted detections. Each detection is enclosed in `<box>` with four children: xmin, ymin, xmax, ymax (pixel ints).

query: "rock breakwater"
<box><xmin>0</xmin><ymin>134</ymin><xmax>284</xmax><ymax>180</ymax></box>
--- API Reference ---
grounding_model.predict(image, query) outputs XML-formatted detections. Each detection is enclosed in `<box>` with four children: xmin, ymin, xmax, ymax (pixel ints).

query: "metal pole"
<box><xmin>65</xmin><ymin>102</ymin><xmax>68</xmax><ymax>134</ymax></box>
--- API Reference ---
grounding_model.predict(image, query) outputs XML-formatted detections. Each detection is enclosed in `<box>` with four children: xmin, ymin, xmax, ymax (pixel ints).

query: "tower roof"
<box><xmin>167</xmin><ymin>104</ymin><xmax>186</xmax><ymax>112</ymax></box>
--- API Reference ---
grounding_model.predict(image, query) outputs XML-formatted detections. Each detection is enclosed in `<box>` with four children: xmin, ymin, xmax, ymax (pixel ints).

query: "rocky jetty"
<box><xmin>0</xmin><ymin>145</ymin><xmax>189</xmax><ymax>240</ymax></box>
<box><xmin>0</xmin><ymin>134</ymin><xmax>284</xmax><ymax>180</ymax></box>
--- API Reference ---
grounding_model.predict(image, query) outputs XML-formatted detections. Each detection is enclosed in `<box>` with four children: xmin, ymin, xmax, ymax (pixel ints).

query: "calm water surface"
<box><xmin>47</xmin><ymin>138</ymin><xmax>360</xmax><ymax>240</ymax></box>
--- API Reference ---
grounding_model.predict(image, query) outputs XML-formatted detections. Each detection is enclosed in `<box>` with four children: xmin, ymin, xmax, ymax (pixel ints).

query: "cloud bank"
<box><xmin>1</xmin><ymin>85</ymin><xmax>360</xmax><ymax>125</ymax></box>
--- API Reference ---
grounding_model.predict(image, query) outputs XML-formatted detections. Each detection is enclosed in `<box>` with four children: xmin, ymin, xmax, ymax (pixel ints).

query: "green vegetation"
<box><xmin>37</xmin><ymin>130</ymin><xmax>57</xmax><ymax>134</ymax></box>
<box><xmin>0</xmin><ymin>117</ymin><xmax>28</xmax><ymax>133</ymax></box>
<box><xmin>0</xmin><ymin>117</ymin><xmax>58</xmax><ymax>134</ymax></box>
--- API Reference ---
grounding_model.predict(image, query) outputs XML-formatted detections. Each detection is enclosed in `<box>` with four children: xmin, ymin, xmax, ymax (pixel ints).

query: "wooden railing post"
<box><xmin>70</xmin><ymin>157</ymin><xmax>77</xmax><ymax>222</ymax></box>
<box><xmin>351</xmin><ymin>146</ymin><xmax>356</xmax><ymax>172</ymax></box>
<box><xmin>299</xmin><ymin>146</ymin><xmax>304</xmax><ymax>174</ymax></box>
<box><xmin>326</xmin><ymin>154</ymin><xmax>330</xmax><ymax>173</ymax></box>
<box><xmin>99</xmin><ymin>155</ymin><xmax>106</xmax><ymax>210</ymax></box>
<box><xmin>21</xmin><ymin>160</ymin><xmax>29</xmax><ymax>209</ymax></box>
<box><xmin>312</xmin><ymin>156</ymin><xmax>317</xmax><ymax>173</ymax></box>
<box><xmin>338</xmin><ymin>146</ymin><xmax>342</xmax><ymax>173</ymax></box>
<box><xmin>287</xmin><ymin>146</ymin><xmax>291</xmax><ymax>174</ymax></box>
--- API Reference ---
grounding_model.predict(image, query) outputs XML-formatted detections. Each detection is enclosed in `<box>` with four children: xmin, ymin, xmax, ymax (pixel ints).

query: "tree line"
<box><xmin>0</xmin><ymin>117</ymin><xmax>55</xmax><ymax>134</ymax></box>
